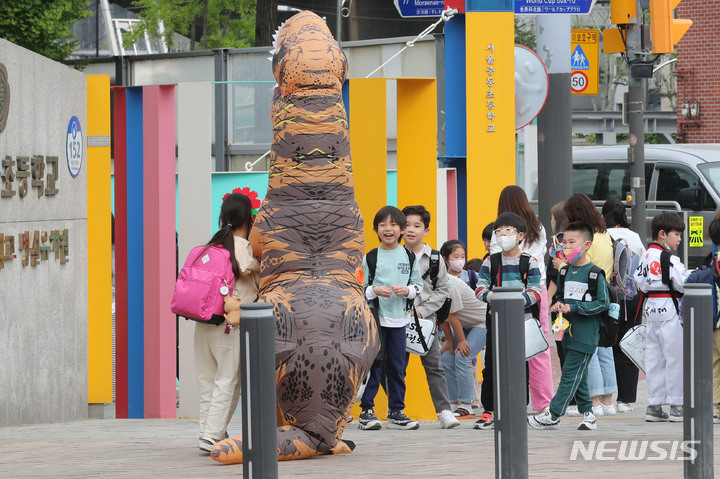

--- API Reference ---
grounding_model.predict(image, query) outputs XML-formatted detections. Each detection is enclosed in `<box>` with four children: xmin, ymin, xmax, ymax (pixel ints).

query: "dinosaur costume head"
<box><xmin>212</xmin><ymin>11</ymin><xmax>379</xmax><ymax>464</ymax></box>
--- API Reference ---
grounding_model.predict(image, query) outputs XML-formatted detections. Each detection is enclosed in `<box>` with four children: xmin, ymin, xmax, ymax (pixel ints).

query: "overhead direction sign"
<box><xmin>571</xmin><ymin>29</ymin><xmax>599</xmax><ymax>96</ymax></box>
<box><xmin>394</xmin><ymin>0</ymin><xmax>445</xmax><ymax>17</ymax></box>
<box><xmin>516</xmin><ymin>0</ymin><xmax>596</xmax><ymax>15</ymax></box>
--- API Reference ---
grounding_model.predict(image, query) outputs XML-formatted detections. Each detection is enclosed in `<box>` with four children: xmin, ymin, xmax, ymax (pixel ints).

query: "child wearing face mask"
<box><xmin>528</xmin><ymin>221</ymin><xmax>610</xmax><ymax>431</ymax></box>
<box><xmin>439</xmin><ymin>240</ymin><xmax>488</xmax><ymax>419</ymax></box>
<box><xmin>474</xmin><ymin>212</ymin><xmax>542</xmax><ymax>429</ymax></box>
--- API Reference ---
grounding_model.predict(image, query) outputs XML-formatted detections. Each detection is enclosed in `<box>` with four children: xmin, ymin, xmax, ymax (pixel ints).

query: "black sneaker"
<box><xmin>473</xmin><ymin>411</ymin><xmax>494</xmax><ymax>430</ymax></box>
<box><xmin>358</xmin><ymin>409</ymin><xmax>382</xmax><ymax>430</ymax></box>
<box><xmin>387</xmin><ymin>410</ymin><xmax>420</xmax><ymax>430</ymax></box>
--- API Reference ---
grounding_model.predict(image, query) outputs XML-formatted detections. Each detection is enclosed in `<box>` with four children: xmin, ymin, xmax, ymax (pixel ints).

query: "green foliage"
<box><xmin>0</xmin><ymin>0</ymin><xmax>91</xmax><ymax>62</ymax></box>
<box><xmin>514</xmin><ymin>17</ymin><xmax>536</xmax><ymax>51</ymax></box>
<box><xmin>126</xmin><ymin>0</ymin><xmax>256</xmax><ymax>51</ymax></box>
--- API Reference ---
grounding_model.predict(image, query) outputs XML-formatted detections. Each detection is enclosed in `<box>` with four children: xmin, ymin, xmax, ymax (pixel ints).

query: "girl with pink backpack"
<box><xmin>194</xmin><ymin>191</ymin><xmax>260</xmax><ymax>452</ymax></box>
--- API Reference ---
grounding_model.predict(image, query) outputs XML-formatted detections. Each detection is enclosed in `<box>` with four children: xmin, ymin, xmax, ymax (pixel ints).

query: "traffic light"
<box><xmin>649</xmin><ymin>0</ymin><xmax>692</xmax><ymax>54</ymax></box>
<box><xmin>610</xmin><ymin>0</ymin><xmax>637</xmax><ymax>25</ymax></box>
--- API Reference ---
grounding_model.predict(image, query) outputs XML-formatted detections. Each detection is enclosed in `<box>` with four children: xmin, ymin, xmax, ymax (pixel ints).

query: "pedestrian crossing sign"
<box><xmin>571</xmin><ymin>29</ymin><xmax>599</xmax><ymax>96</ymax></box>
<box><xmin>571</xmin><ymin>45</ymin><xmax>589</xmax><ymax>70</ymax></box>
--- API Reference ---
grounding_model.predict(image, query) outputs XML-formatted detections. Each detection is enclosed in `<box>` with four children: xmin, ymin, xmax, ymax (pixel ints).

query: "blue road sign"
<box><xmin>394</xmin><ymin>0</ymin><xmax>445</xmax><ymax>18</ymax></box>
<box><xmin>571</xmin><ymin>45</ymin><xmax>589</xmax><ymax>70</ymax></box>
<box><xmin>515</xmin><ymin>0</ymin><xmax>595</xmax><ymax>15</ymax></box>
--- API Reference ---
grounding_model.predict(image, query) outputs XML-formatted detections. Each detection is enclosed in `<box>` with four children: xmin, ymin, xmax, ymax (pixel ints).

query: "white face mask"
<box><xmin>498</xmin><ymin>235</ymin><xmax>518</xmax><ymax>252</ymax></box>
<box><xmin>449</xmin><ymin>259</ymin><xmax>465</xmax><ymax>272</ymax></box>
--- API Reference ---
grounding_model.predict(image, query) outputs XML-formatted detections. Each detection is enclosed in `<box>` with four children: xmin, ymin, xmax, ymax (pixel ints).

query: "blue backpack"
<box><xmin>686</xmin><ymin>259</ymin><xmax>720</xmax><ymax>330</ymax></box>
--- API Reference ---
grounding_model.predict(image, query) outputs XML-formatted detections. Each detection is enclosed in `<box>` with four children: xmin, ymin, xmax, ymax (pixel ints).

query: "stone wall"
<box><xmin>0</xmin><ymin>39</ymin><xmax>89</xmax><ymax>426</ymax></box>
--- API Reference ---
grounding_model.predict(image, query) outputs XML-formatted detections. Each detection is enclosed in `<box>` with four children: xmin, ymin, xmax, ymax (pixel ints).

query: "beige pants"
<box><xmin>713</xmin><ymin>329</ymin><xmax>720</xmax><ymax>404</ymax></box>
<box><xmin>194</xmin><ymin>322</ymin><xmax>241</xmax><ymax>441</ymax></box>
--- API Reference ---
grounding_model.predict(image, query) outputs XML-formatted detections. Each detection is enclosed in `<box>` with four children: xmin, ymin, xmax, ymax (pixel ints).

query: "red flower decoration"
<box><xmin>222</xmin><ymin>187</ymin><xmax>262</xmax><ymax>214</ymax></box>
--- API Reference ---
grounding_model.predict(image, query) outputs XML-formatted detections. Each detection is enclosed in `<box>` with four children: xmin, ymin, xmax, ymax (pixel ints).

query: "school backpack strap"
<box><xmin>366</xmin><ymin>247</ymin><xmax>378</xmax><ymax>286</ymax></box>
<box><xmin>556</xmin><ymin>265</ymin><xmax>568</xmax><ymax>303</ymax></box>
<box><xmin>660</xmin><ymin>250</ymin><xmax>680</xmax><ymax>315</ymax></box>
<box><xmin>519</xmin><ymin>252</ymin><xmax>540</xmax><ymax>319</ymax></box>
<box><xmin>519</xmin><ymin>253</ymin><xmax>530</xmax><ymax>287</ymax></box>
<box><xmin>421</xmin><ymin>249</ymin><xmax>441</xmax><ymax>290</ymax></box>
<box><xmin>469</xmin><ymin>269</ymin><xmax>479</xmax><ymax>291</ymax></box>
<box><xmin>489</xmin><ymin>252</ymin><xmax>503</xmax><ymax>289</ymax></box>
<box><xmin>589</xmin><ymin>264</ymin><xmax>619</xmax><ymax>347</ymax></box>
<box><xmin>365</xmin><ymin>248</ymin><xmax>379</xmax><ymax>310</ymax></box>
<box><xmin>405</xmin><ymin>248</ymin><xmax>417</xmax><ymax>311</ymax></box>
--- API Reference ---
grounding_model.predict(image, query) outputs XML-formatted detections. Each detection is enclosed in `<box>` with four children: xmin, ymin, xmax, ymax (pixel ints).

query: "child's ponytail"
<box><xmin>207</xmin><ymin>193</ymin><xmax>253</xmax><ymax>278</ymax></box>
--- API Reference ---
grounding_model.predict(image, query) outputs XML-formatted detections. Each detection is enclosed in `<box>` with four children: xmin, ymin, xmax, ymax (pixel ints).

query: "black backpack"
<box><xmin>421</xmin><ymin>249</ymin><xmax>452</xmax><ymax>324</ymax></box>
<box><xmin>558</xmin><ymin>265</ymin><xmax>618</xmax><ymax>347</ymax></box>
<box><xmin>366</xmin><ymin>247</ymin><xmax>451</xmax><ymax>324</ymax></box>
<box><xmin>488</xmin><ymin>252</ymin><xmax>540</xmax><ymax>320</ymax></box>
<box><xmin>660</xmin><ymin>249</ymin><xmax>681</xmax><ymax>315</ymax></box>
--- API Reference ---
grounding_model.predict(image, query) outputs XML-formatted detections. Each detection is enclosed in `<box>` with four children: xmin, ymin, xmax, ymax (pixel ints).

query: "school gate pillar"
<box><xmin>112</xmin><ymin>85</ymin><xmax>177</xmax><ymax>418</ymax></box>
<box><xmin>176</xmin><ymin>82</ymin><xmax>213</xmax><ymax>418</ymax></box>
<box><xmin>465</xmin><ymin>4</ymin><xmax>516</xmax><ymax>259</ymax></box>
<box><xmin>87</xmin><ymin>74</ymin><xmax>114</xmax><ymax>412</ymax></box>
<box><xmin>348</xmin><ymin>77</ymin><xmax>439</xmax><ymax>420</ymax></box>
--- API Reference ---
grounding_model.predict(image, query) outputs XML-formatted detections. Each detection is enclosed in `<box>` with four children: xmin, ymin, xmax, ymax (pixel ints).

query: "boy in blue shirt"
<box><xmin>528</xmin><ymin>222</ymin><xmax>610</xmax><ymax>430</ymax></box>
<box><xmin>359</xmin><ymin>206</ymin><xmax>424</xmax><ymax>430</ymax></box>
<box><xmin>474</xmin><ymin>212</ymin><xmax>543</xmax><ymax>429</ymax></box>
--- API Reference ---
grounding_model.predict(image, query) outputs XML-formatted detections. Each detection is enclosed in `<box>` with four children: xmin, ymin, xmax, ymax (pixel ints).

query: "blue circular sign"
<box><xmin>66</xmin><ymin>116</ymin><xmax>83</xmax><ymax>178</ymax></box>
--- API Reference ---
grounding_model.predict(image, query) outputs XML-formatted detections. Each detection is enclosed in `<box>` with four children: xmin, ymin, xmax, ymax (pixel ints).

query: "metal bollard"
<box><xmin>491</xmin><ymin>287</ymin><xmax>528</xmax><ymax>479</ymax></box>
<box><xmin>682</xmin><ymin>284</ymin><xmax>714</xmax><ymax>479</ymax></box>
<box><xmin>240</xmin><ymin>303</ymin><xmax>278</xmax><ymax>479</ymax></box>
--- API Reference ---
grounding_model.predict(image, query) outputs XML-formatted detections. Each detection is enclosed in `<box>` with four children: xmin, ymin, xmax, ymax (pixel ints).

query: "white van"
<box><xmin>573</xmin><ymin>144</ymin><xmax>720</xmax><ymax>268</ymax></box>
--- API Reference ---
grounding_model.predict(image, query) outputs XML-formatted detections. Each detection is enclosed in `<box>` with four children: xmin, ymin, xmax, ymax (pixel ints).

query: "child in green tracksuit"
<box><xmin>528</xmin><ymin>221</ymin><xmax>610</xmax><ymax>431</ymax></box>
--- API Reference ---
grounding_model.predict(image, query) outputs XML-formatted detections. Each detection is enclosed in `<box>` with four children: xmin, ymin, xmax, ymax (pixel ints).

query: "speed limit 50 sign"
<box><xmin>571</xmin><ymin>71</ymin><xmax>588</xmax><ymax>93</ymax></box>
<box><xmin>570</xmin><ymin>29</ymin><xmax>598</xmax><ymax>96</ymax></box>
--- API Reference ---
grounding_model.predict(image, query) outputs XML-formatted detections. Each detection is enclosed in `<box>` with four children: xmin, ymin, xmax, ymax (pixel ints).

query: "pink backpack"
<box><xmin>171</xmin><ymin>245</ymin><xmax>235</xmax><ymax>325</ymax></box>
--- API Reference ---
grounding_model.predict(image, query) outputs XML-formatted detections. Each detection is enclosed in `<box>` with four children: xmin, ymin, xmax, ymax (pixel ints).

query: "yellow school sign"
<box><xmin>571</xmin><ymin>29</ymin><xmax>599</xmax><ymax>96</ymax></box>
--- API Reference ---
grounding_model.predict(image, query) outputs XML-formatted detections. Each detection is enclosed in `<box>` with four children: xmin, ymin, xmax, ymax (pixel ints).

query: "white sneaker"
<box><xmin>602</xmin><ymin>403</ymin><xmax>617</xmax><ymax>416</ymax></box>
<box><xmin>592</xmin><ymin>405</ymin><xmax>604</xmax><ymax>417</ymax></box>
<box><xmin>617</xmin><ymin>402</ymin><xmax>633</xmax><ymax>413</ymax></box>
<box><xmin>438</xmin><ymin>409</ymin><xmax>460</xmax><ymax>429</ymax></box>
<box><xmin>198</xmin><ymin>436</ymin><xmax>217</xmax><ymax>453</ymax></box>
<box><xmin>578</xmin><ymin>411</ymin><xmax>597</xmax><ymax>430</ymax></box>
<box><xmin>713</xmin><ymin>404</ymin><xmax>720</xmax><ymax>424</ymax></box>
<box><xmin>565</xmin><ymin>405</ymin><xmax>581</xmax><ymax>417</ymax></box>
<box><xmin>528</xmin><ymin>410</ymin><xmax>560</xmax><ymax>430</ymax></box>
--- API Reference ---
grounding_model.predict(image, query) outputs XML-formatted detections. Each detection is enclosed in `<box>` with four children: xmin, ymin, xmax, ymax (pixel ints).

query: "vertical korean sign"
<box><xmin>570</xmin><ymin>29</ymin><xmax>599</xmax><ymax>95</ymax></box>
<box><xmin>466</xmin><ymin>10</ymin><xmax>515</xmax><ymax>258</ymax></box>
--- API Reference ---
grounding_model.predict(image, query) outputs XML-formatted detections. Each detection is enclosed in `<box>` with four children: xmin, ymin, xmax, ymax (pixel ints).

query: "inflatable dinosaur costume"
<box><xmin>211</xmin><ymin>10</ymin><xmax>380</xmax><ymax>463</ymax></box>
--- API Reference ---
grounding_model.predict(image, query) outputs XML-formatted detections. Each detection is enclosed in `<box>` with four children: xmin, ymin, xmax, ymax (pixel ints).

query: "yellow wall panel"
<box><xmin>350</xmin><ymin>78</ymin><xmax>387</xmax><ymax>252</ymax></box>
<box><xmin>466</xmin><ymin>12</ymin><xmax>516</xmax><ymax>259</ymax></box>
<box><xmin>397</xmin><ymin>79</ymin><xmax>438</xmax><ymax>248</ymax></box>
<box><xmin>86</xmin><ymin>75</ymin><xmax>113</xmax><ymax>403</ymax></box>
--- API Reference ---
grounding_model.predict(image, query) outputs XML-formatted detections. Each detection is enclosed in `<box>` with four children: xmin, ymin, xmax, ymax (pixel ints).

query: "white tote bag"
<box><xmin>525</xmin><ymin>317</ymin><xmax>549</xmax><ymax>360</ymax></box>
<box><xmin>406</xmin><ymin>315</ymin><xmax>437</xmax><ymax>356</ymax></box>
<box><xmin>619</xmin><ymin>324</ymin><xmax>646</xmax><ymax>374</ymax></box>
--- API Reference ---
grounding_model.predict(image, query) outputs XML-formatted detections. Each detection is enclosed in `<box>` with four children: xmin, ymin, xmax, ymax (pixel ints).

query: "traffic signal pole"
<box><xmin>606</xmin><ymin>0</ymin><xmax>692</xmax><ymax>237</ymax></box>
<box><xmin>626</xmin><ymin>11</ymin><xmax>647</xmax><ymax>237</ymax></box>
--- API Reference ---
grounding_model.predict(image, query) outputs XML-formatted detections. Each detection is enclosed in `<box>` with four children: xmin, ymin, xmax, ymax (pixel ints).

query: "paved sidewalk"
<box><xmin>2</xmin><ymin>340</ymin><xmax>718</xmax><ymax>479</ymax></box>
<box><xmin>1</xmin><ymin>377</ymin><xmax>718</xmax><ymax>479</ymax></box>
